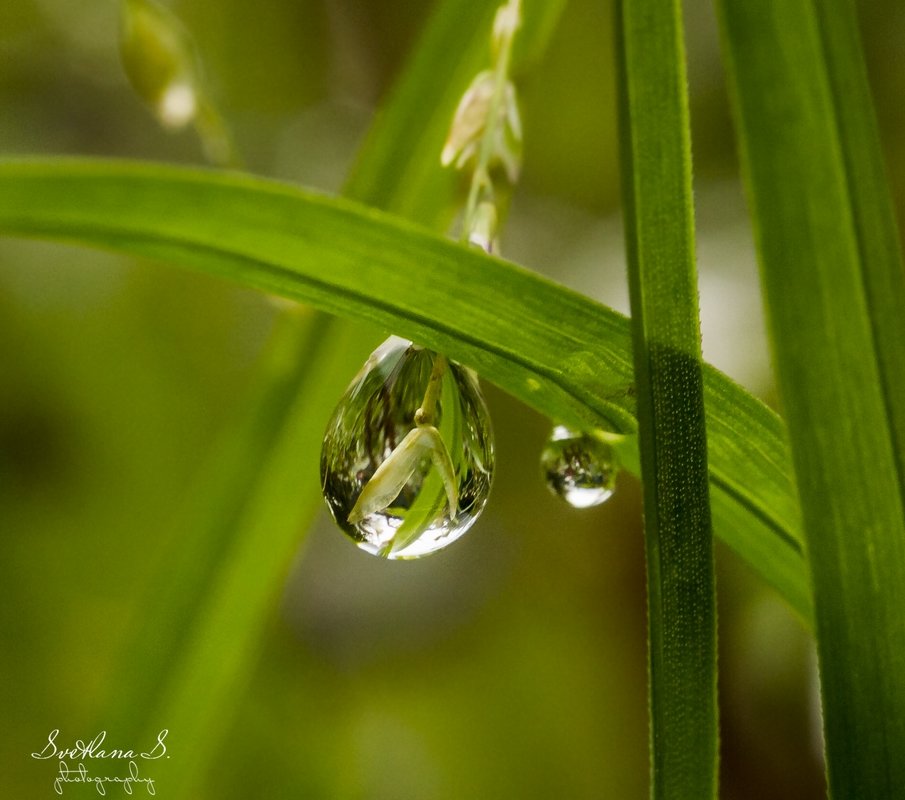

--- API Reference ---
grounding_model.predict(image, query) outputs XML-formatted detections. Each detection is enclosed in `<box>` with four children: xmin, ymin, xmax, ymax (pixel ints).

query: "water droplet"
<box><xmin>541</xmin><ymin>425</ymin><xmax>618</xmax><ymax>508</ymax></box>
<box><xmin>321</xmin><ymin>337</ymin><xmax>494</xmax><ymax>559</ymax></box>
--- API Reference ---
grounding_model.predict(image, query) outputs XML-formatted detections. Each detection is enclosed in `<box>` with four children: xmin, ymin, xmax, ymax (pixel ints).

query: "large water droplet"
<box><xmin>541</xmin><ymin>425</ymin><xmax>619</xmax><ymax>508</ymax></box>
<box><xmin>321</xmin><ymin>337</ymin><xmax>494</xmax><ymax>559</ymax></box>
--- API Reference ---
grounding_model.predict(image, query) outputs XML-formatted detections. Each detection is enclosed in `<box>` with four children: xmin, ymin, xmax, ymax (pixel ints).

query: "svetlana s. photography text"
<box><xmin>31</xmin><ymin>730</ymin><xmax>168</xmax><ymax>796</ymax></box>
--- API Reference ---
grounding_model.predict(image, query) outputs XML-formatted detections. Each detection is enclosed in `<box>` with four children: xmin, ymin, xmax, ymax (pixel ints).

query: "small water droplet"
<box><xmin>321</xmin><ymin>337</ymin><xmax>494</xmax><ymax>559</ymax></box>
<box><xmin>541</xmin><ymin>425</ymin><xmax>618</xmax><ymax>508</ymax></box>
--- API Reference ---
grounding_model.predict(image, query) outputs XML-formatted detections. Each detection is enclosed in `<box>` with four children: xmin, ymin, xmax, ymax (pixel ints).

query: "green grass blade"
<box><xmin>616</xmin><ymin>0</ymin><xmax>718</xmax><ymax>796</ymax></box>
<box><xmin>0</xmin><ymin>158</ymin><xmax>811</xmax><ymax>627</ymax></box>
<box><xmin>717</xmin><ymin>0</ymin><xmax>905</xmax><ymax>795</ymax></box>
<box><xmin>814</xmin><ymin>0</ymin><xmax>905</xmax><ymax>492</ymax></box>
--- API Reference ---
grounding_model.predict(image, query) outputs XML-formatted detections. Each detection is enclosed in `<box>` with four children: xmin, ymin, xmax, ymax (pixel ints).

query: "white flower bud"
<box><xmin>441</xmin><ymin>70</ymin><xmax>496</xmax><ymax>170</ymax></box>
<box><xmin>441</xmin><ymin>73</ymin><xmax>522</xmax><ymax>183</ymax></box>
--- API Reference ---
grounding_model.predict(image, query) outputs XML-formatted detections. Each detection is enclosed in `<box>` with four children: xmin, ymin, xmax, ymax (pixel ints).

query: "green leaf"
<box><xmin>814</xmin><ymin>0</ymin><xmax>905</xmax><ymax>484</ymax></box>
<box><xmin>717</xmin><ymin>0</ymin><xmax>905</xmax><ymax>795</ymax></box>
<box><xmin>616</xmin><ymin>0</ymin><xmax>718</xmax><ymax>796</ymax></box>
<box><xmin>0</xmin><ymin>157</ymin><xmax>810</xmax><ymax>628</ymax></box>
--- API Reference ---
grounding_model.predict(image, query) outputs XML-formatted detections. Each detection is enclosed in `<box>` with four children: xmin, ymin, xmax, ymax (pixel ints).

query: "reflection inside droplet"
<box><xmin>321</xmin><ymin>337</ymin><xmax>494</xmax><ymax>559</ymax></box>
<box><xmin>541</xmin><ymin>425</ymin><xmax>619</xmax><ymax>508</ymax></box>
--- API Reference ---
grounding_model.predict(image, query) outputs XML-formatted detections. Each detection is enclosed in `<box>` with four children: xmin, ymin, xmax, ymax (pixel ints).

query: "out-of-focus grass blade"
<box><xmin>0</xmin><ymin>158</ymin><xmax>811</xmax><ymax>629</ymax></box>
<box><xmin>107</xmin><ymin>315</ymin><xmax>371</xmax><ymax>788</ymax></box>
<box><xmin>717</xmin><ymin>0</ymin><xmax>905</xmax><ymax>795</ymax></box>
<box><xmin>615</xmin><ymin>0</ymin><xmax>718</xmax><ymax>796</ymax></box>
<box><xmin>100</xmin><ymin>309</ymin><xmax>344</xmax><ymax>721</ymax></box>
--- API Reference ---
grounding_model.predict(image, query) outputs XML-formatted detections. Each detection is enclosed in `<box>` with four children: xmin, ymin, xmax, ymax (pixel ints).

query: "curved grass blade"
<box><xmin>717</xmin><ymin>0</ymin><xmax>905</xmax><ymax>795</ymax></box>
<box><xmin>0</xmin><ymin>158</ymin><xmax>810</xmax><ymax>627</ymax></box>
<box><xmin>616</xmin><ymin>0</ymin><xmax>718</xmax><ymax>795</ymax></box>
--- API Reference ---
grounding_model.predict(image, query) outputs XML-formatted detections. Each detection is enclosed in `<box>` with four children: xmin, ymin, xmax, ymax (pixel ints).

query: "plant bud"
<box><xmin>468</xmin><ymin>200</ymin><xmax>499</xmax><ymax>253</ymax></box>
<box><xmin>441</xmin><ymin>72</ymin><xmax>522</xmax><ymax>184</ymax></box>
<box><xmin>441</xmin><ymin>70</ymin><xmax>496</xmax><ymax>171</ymax></box>
<box><xmin>120</xmin><ymin>0</ymin><xmax>199</xmax><ymax>129</ymax></box>
<box><xmin>491</xmin><ymin>0</ymin><xmax>522</xmax><ymax>61</ymax></box>
<box><xmin>496</xmin><ymin>80</ymin><xmax>523</xmax><ymax>183</ymax></box>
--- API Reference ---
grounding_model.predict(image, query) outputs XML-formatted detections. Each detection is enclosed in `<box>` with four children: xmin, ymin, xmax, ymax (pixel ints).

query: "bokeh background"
<box><xmin>2</xmin><ymin>0</ymin><xmax>903</xmax><ymax>797</ymax></box>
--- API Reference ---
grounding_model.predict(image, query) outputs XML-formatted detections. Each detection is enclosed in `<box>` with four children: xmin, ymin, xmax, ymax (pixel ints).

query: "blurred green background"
<box><xmin>2</xmin><ymin>0</ymin><xmax>903</xmax><ymax>797</ymax></box>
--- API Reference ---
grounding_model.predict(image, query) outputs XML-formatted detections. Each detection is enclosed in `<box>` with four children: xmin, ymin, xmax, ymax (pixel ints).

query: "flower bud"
<box><xmin>441</xmin><ymin>70</ymin><xmax>496</xmax><ymax>171</ymax></box>
<box><xmin>491</xmin><ymin>0</ymin><xmax>522</xmax><ymax>61</ymax></box>
<box><xmin>441</xmin><ymin>72</ymin><xmax>522</xmax><ymax>184</ymax></box>
<box><xmin>120</xmin><ymin>0</ymin><xmax>199</xmax><ymax>129</ymax></box>
<box><xmin>468</xmin><ymin>200</ymin><xmax>499</xmax><ymax>253</ymax></box>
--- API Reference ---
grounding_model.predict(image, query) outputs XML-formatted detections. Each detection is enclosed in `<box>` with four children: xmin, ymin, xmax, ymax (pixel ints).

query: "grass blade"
<box><xmin>0</xmin><ymin>158</ymin><xmax>810</xmax><ymax>627</ymax></box>
<box><xmin>109</xmin><ymin>316</ymin><xmax>371</xmax><ymax>790</ymax></box>
<box><xmin>717</xmin><ymin>0</ymin><xmax>905</xmax><ymax>794</ymax></box>
<box><xmin>814</xmin><ymin>0</ymin><xmax>905</xmax><ymax>490</ymax></box>
<box><xmin>616</xmin><ymin>0</ymin><xmax>718</xmax><ymax>795</ymax></box>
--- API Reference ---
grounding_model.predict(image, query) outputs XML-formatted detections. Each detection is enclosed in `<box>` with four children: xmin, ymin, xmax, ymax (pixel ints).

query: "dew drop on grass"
<box><xmin>541</xmin><ymin>425</ymin><xmax>619</xmax><ymax>508</ymax></box>
<box><xmin>321</xmin><ymin>337</ymin><xmax>494</xmax><ymax>559</ymax></box>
